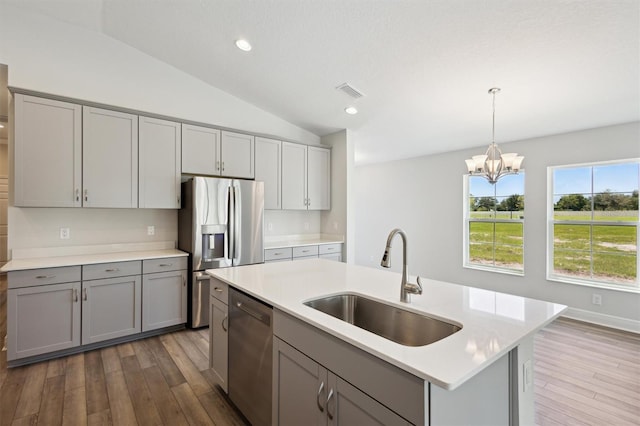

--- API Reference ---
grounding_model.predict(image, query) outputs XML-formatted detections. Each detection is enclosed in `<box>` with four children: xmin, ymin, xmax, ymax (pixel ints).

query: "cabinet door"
<box><xmin>142</xmin><ymin>270</ymin><xmax>187</xmax><ymax>331</ymax></box>
<box><xmin>273</xmin><ymin>338</ymin><xmax>327</xmax><ymax>426</ymax></box>
<box><xmin>281</xmin><ymin>142</ymin><xmax>308</xmax><ymax>210</ymax></box>
<box><xmin>319</xmin><ymin>253</ymin><xmax>342</xmax><ymax>262</ymax></box>
<box><xmin>139</xmin><ymin>116</ymin><xmax>181</xmax><ymax>209</ymax></box>
<box><xmin>328</xmin><ymin>374</ymin><xmax>410</xmax><ymax>426</ymax></box>
<box><xmin>182</xmin><ymin>124</ymin><xmax>221</xmax><ymax>176</ymax></box>
<box><xmin>255</xmin><ymin>137</ymin><xmax>281</xmax><ymax>210</ymax></box>
<box><xmin>82</xmin><ymin>275</ymin><xmax>142</xmax><ymax>344</ymax></box>
<box><xmin>209</xmin><ymin>297</ymin><xmax>229</xmax><ymax>393</ymax></box>
<box><xmin>307</xmin><ymin>146</ymin><xmax>331</xmax><ymax>210</ymax></box>
<box><xmin>13</xmin><ymin>94</ymin><xmax>82</xmax><ymax>207</ymax></box>
<box><xmin>7</xmin><ymin>282</ymin><xmax>81</xmax><ymax>360</ymax></box>
<box><xmin>221</xmin><ymin>131</ymin><xmax>255</xmax><ymax>178</ymax></box>
<box><xmin>83</xmin><ymin>106</ymin><xmax>138</xmax><ymax>208</ymax></box>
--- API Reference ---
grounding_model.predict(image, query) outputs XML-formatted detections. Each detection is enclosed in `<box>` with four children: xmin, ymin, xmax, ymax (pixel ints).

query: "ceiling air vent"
<box><xmin>336</xmin><ymin>83</ymin><xmax>364</xmax><ymax>99</ymax></box>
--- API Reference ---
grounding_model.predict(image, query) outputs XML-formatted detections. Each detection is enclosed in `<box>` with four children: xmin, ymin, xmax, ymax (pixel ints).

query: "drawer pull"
<box><xmin>104</xmin><ymin>268</ymin><xmax>120</xmax><ymax>272</ymax></box>
<box><xmin>36</xmin><ymin>275</ymin><xmax>55</xmax><ymax>279</ymax></box>
<box><xmin>317</xmin><ymin>381</ymin><xmax>325</xmax><ymax>412</ymax></box>
<box><xmin>221</xmin><ymin>315</ymin><xmax>228</xmax><ymax>332</ymax></box>
<box><xmin>214</xmin><ymin>287</ymin><xmax>224</xmax><ymax>293</ymax></box>
<box><xmin>158</xmin><ymin>263</ymin><xmax>173</xmax><ymax>267</ymax></box>
<box><xmin>73</xmin><ymin>289</ymin><xmax>79</xmax><ymax>303</ymax></box>
<box><xmin>302</xmin><ymin>250</ymin><xmax>309</xmax><ymax>253</ymax></box>
<box><xmin>83</xmin><ymin>288</ymin><xmax>88</xmax><ymax>301</ymax></box>
<box><xmin>326</xmin><ymin>247</ymin><xmax>334</xmax><ymax>251</ymax></box>
<box><xmin>274</xmin><ymin>252</ymin><xmax>282</xmax><ymax>256</ymax></box>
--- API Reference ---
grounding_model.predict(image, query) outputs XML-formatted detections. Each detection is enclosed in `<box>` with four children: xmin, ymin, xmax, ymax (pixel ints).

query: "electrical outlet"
<box><xmin>333</xmin><ymin>221</ymin><xmax>338</xmax><ymax>230</ymax></box>
<box><xmin>59</xmin><ymin>228</ymin><xmax>70</xmax><ymax>240</ymax></box>
<box><xmin>147</xmin><ymin>226</ymin><xmax>155</xmax><ymax>236</ymax></box>
<box><xmin>267</xmin><ymin>222</ymin><xmax>274</xmax><ymax>231</ymax></box>
<box><xmin>592</xmin><ymin>294</ymin><xmax>602</xmax><ymax>306</ymax></box>
<box><xmin>304</xmin><ymin>222</ymin><xmax>310</xmax><ymax>230</ymax></box>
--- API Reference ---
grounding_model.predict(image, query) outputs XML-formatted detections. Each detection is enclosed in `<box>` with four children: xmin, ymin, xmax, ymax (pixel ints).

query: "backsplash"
<box><xmin>264</xmin><ymin>210</ymin><xmax>322</xmax><ymax>237</ymax></box>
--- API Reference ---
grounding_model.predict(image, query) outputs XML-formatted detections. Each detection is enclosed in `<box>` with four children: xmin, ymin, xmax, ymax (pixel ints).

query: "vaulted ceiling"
<box><xmin>5</xmin><ymin>0</ymin><xmax>639</xmax><ymax>164</ymax></box>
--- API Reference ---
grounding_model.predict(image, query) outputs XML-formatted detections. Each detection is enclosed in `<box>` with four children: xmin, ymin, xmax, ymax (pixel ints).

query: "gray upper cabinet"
<box><xmin>139</xmin><ymin>116</ymin><xmax>181</xmax><ymax>209</ymax></box>
<box><xmin>281</xmin><ymin>142</ymin><xmax>307</xmax><ymax>210</ymax></box>
<box><xmin>13</xmin><ymin>94</ymin><xmax>82</xmax><ymax>207</ymax></box>
<box><xmin>307</xmin><ymin>146</ymin><xmax>331</xmax><ymax>210</ymax></box>
<box><xmin>220</xmin><ymin>131</ymin><xmax>255</xmax><ymax>179</ymax></box>
<box><xmin>255</xmin><ymin>137</ymin><xmax>282</xmax><ymax>209</ymax></box>
<box><xmin>83</xmin><ymin>106</ymin><xmax>138</xmax><ymax>208</ymax></box>
<box><xmin>282</xmin><ymin>142</ymin><xmax>331</xmax><ymax>210</ymax></box>
<box><xmin>181</xmin><ymin>124</ymin><xmax>221</xmax><ymax>176</ymax></box>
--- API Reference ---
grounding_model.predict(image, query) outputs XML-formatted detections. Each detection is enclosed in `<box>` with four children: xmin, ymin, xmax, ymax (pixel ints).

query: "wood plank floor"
<box><xmin>1</xmin><ymin>275</ymin><xmax>638</xmax><ymax>425</ymax></box>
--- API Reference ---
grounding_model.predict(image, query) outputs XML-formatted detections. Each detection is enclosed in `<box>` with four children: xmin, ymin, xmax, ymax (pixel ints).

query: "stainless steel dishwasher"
<box><xmin>228</xmin><ymin>288</ymin><xmax>273</xmax><ymax>426</ymax></box>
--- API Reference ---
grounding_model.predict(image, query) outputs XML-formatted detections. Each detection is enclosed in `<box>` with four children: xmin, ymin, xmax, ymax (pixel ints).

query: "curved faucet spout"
<box><xmin>380</xmin><ymin>228</ymin><xmax>423</xmax><ymax>303</ymax></box>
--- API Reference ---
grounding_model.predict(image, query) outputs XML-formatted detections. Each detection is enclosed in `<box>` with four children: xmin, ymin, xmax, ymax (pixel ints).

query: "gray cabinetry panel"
<box><xmin>7</xmin><ymin>281</ymin><xmax>81</xmax><ymax>360</ymax></box>
<box><xmin>81</xmin><ymin>275</ymin><xmax>142</xmax><ymax>344</ymax></box>
<box><xmin>210</xmin><ymin>296</ymin><xmax>229</xmax><ymax>393</ymax></box>
<box><xmin>13</xmin><ymin>94</ymin><xmax>82</xmax><ymax>208</ymax></box>
<box><xmin>8</xmin><ymin>266</ymin><xmax>81</xmax><ymax>289</ymax></box>
<box><xmin>82</xmin><ymin>261</ymin><xmax>141</xmax><ymax>280</ymax></box>
<box><xmin>142</xmin><ymin>270</ymin><xmax>187</xmax><ymax>331</ymax></box>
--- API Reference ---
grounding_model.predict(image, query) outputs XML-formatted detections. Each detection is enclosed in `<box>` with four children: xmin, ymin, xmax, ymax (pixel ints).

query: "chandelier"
<box><xmin>465</xmin><ymin>88</ymin><xmax>524</xmax><ymax>184</ymax></box>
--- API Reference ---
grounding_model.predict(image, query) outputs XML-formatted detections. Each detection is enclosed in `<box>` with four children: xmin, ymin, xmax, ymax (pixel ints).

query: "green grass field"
<box><xmin>469</xmin><ymin>215</ymin><xmax>638</xmax><ymax>283</ymax></box>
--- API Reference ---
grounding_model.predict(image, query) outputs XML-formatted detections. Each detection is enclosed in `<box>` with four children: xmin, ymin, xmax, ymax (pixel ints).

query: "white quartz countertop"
<box><xmin>1</xmin><ymin>249</ymin><xmax>188</xmax><ymax>272</ymax></box>
<box><xmin>207</xmin><ymin>259</ymin><xmax>566</xmax><ymax>390</ymax></box>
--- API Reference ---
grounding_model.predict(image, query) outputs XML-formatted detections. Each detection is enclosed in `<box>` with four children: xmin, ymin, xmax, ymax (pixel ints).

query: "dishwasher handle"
<box><xmin>235</xmin><ymin>301</ymin><xmax>270</xmax><ymax>326</ymax></box>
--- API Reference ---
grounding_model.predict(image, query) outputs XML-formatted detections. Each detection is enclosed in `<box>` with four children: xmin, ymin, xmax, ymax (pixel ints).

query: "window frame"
<box><xmin>546</xmin><ymin>159</ymin><xmax>640</xmax><ymax>293</ymax></box>
<box><xmin>463</xmin><ymin>173</ymin><xmax>525</xmax><ymax>276</ymax></box>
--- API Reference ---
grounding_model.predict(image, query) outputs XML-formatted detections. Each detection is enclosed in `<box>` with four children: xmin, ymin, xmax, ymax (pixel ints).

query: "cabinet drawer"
<box><xmin>265</xmin><ymin>248</ymin><xmax>292</xmax><ymax>261</ymax></box>
<box><xmin>292</xmin><ymin>245</ymin><xmax>319</xmax><ymax>258</ymax></box>
<box><xmin>319</xmin><ymin>243</ymin><xmax>342</xmax><ymax>255</ymax></box>
<box><xmin>8</xmin><ymin>266</ymin><xmax>82</xmax><ymax>289</ymax></box>
<box><xmin>143</xmin><ymin>256</ymin><xmax>188</xmax><ymax>274</ymax></box>
<box><xmin>210</xmin><ymin>278</ymin><xmax>229</xmax><ymax>304</ymax></box>
<box><xmin>83</xmin><ymin>261</ymin><xmax>141</xmax><ymax>280</ymax></box>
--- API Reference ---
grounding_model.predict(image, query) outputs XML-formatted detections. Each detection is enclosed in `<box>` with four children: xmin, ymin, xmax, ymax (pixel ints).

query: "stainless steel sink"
<box><xmin>304</xmin><ymin>293</ymin><xmax>461</xmax><ymax>347</ymax></box>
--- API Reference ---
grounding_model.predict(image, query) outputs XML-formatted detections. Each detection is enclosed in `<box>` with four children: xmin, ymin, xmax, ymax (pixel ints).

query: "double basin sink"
<box><xmin>304</xmin><ymin>293</ymin><xmax>461</xmax><ymax>347</ymax></box>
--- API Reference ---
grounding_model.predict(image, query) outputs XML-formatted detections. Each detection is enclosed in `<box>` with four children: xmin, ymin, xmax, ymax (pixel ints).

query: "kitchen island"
<box><xmin>208</xmin><ymin>258</ymin><xmax>566</xmax><ymax>425</ymax></box>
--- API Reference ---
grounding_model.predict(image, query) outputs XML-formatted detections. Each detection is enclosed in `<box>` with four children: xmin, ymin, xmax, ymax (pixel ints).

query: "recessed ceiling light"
<box><xmin>235</xmin><ymin>39</ymin><xmax>252</xmax><ymax>52</ymax></box>
<box><xmin>0</xmin><ymin>124</ymin><xmax>4</xmax><ymax>128</ymax></box>
<box><xmin>345</xmin><ymin>106</ymin><xmax>358</xmax><ymax>115</ymax></box>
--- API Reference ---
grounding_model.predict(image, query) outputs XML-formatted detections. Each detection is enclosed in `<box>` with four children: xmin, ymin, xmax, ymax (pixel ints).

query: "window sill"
<box><xmin>547</xmin><ymin>275</ymin><xmax>640</xmax><ymax>294</ymax></box>
<box><xmin>464</xmin><ymin>263</ymin><xmax>524</xmax><ymax>277</ymax></box>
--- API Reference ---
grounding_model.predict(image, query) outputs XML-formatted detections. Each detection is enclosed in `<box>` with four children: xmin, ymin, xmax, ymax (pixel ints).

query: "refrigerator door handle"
<box><xmin>233</xmin><ymin>185</ymin><xmax>239</xmax><ymax>260</ymax></box>
<box><xmin>226</xmin><ymin>185</ymin><xmax>233</xmax><ymax>264</ymax></box>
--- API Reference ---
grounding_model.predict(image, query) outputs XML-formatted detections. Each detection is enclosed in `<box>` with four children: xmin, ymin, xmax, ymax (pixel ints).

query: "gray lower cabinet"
<box><xmin>273</xmin><ymin>337</ymin><xmax>410</xmax><ymax>426</ymax></box>
<box><xmin>142</xmin><ymin>269</ymin><xmax>187</xmax><ymax>332</ymax></box>
<box><xmin>209</xmin><ymin>297</ymin><xmax>229</xmax><ymax>392</ymax></box>
<box><xmin>7</xmin><ymin>281</ymin><xmax>82</xmax><ymax>360</ymax></box>
<box><xmin>81</xmin><ymin>275</ymin><xmax>142</xmax><ymax>344</ymax></box>
<box><xmin>209</xmin><ymin>278</ymin><xmax>229</xmax><ymax>392</ymax></box>
<box><xmin>6</xmin><ymin>257</ymin><xmax>187</xmax><ymax>364</ymax></box>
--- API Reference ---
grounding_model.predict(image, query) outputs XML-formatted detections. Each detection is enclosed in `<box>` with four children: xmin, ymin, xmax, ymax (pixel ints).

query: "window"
<box><xmin>548</xmin><ymin>160</ymin><xmax>639</xmax><ymax>290</ymax></box>
<box><xmin>464</xmin><ymin>173</ymin><xmax>525</xmax><ymax>274</ymax></box>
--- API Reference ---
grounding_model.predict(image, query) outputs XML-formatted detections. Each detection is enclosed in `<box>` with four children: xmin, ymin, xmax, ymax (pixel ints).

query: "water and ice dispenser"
<box><xmin>201</xmin><ymin>224</ymin><xmax>226</xmax><ymax>262</ymax></box>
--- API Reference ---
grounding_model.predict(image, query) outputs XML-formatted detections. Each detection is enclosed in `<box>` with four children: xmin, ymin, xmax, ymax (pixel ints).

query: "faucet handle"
<box><xmin>405</xmin><ymin>276</ymin><xmax>423</xmax><ymax>295</ymax></box>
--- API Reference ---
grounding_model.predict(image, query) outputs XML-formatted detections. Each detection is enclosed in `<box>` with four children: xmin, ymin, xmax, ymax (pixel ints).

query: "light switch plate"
<box><xmin>523</xmin><ymin>359</ymin><xmax>532</xmax><ymax>392</ymax></box>
<box><xmin>147</xmin><ymin>226</ymin><xmax>155</xmax><ymax>236</ymax></box>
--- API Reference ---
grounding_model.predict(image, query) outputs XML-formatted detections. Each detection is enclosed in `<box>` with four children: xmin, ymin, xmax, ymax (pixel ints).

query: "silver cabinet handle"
<box><xmin>104</xmin><ymin>268</ymin><xmax>120</xmax><ymax>273</ymax></box>
<box><xmin>316</xmin><ymin>381</ymin><xmax>325</xmax><ymax>412</ymax></box>
<box><xmin>82</xmin><ymin>288</ymin><xmax>88</xmax><ymax>301</ymax></box>
<box><xmin>73</xmin><ymin>289</ymin><xmax>78</xmax><ymax>303</ymax></box>
<box><xmin>158</xmin><ymin>263</ymin><xmax>173</xmax><ymax>267</ymax></box>
<box><xmin>326</xmin><ymin>389</ymin><xmax>335</xmax><ymax>420</ymax></box>
<box><xmin>274</xmin><ymin>252</ymin><xmax>282</xmax><ymax>256</ymax></box>
<box><xmin>221</xmin><ymin>161</ymin><xmax>225</xmax><ymax>172</ymax></box>
<box><xmin>221</xmin><ymin>315</ymin><xmax>228</xmax><ymax>332</ymax></box>
<box><xmin>36</xmin><ymin>275</ymin><xmax>55</xmax><ymax>279</ymax></box>
<box><xmin>213</xmin><ymin>287</ymin><xmax>224</xmax><ymax>293</ymax></box>
<box><xmin>326</xmin><ymin>247</ymin><xmax>334</xmax><ymax>251</ymax></box>
<box><xmin>307</xmin><ymin>198</ymin><xmax>311</xmax><ymax>207</ymax></box>
<box><xmin>183</xmin><ymin>277</ymin><xmax>186</xmax><ymax>287</ymax></box>
<box><xmin>302</xmin><ymin>250</ymin><xmax>310</xmax><ymax>253</ymax></box>
<box><xmin>84</xmin><ymin>189</ymin><xmax>88</xmax><ymax>202</ymax></box>
<box><xmin>216</xmin><ymin>161</ymin><xmax>220</xmax><ymax>171</ymax></box>
<box><xmin>75</xmin><ymin>188</ymin><xmax>80</xmax><ymax>202</ymax></box>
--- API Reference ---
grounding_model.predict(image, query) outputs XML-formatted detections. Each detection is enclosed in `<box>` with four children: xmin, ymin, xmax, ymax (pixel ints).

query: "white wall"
<box><xmin>0</xmin><ymin>5</ymin><xmax>322</xmax><ymax>254</ymax></box>
<box><xmin>321</xmin><ymin>130</ymin><xmax>355</xmax><ymax>262</ymax></box>
<box><xmin>264</xmin><ymin>210</ymin><xmax>321</xmax><ymax>237</ymax></box>
<box><xmin>354</xmin><ymin>122</ymin><xmax>640</xmax><ymax>329</ymax></box>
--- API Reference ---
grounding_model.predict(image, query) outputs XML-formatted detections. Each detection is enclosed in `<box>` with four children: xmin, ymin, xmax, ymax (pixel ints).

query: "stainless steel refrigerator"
<box><xmin>178</xmin><ymin>176</ymin><xmax>264</xmax><ymax>328</ymax></box>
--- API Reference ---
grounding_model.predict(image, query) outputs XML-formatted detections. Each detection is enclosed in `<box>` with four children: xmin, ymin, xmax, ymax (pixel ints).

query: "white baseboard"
<box><xmin>563</xmin><ymin>307</ymin><xmax>640</xmax><ymax>334</ymax></box>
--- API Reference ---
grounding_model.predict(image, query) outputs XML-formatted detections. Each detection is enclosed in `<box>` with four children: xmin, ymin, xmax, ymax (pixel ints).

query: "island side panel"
<box><xmin>430</xmin><ymin>353</ymin><xmax>510</xmax><ymax>426</ymax></box>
